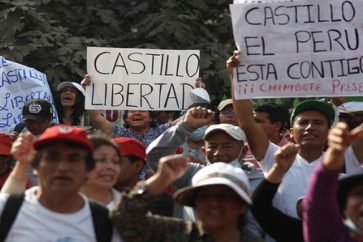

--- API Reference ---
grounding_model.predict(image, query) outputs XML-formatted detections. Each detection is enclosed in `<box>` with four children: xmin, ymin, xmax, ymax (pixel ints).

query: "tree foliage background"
<box><xmin>3</xmin><ymin>0</ymin><xmax>355</xmax><ymax>107</ymax></box>
<box><xmin>0</xmin><ymin>0</ymin><xmax>237</xmax><ymax>105</ymax></box>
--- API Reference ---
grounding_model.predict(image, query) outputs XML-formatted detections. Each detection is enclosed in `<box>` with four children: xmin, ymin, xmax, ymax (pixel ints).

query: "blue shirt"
<box><xmin>112</xmin><ymin>122</ymin><xmax>171</xmax><ymax>148</ymax></box>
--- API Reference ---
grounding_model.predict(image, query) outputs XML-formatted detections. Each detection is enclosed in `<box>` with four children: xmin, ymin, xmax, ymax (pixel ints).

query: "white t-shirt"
<box><xmin>0</xmin><ymin>187</ymin><xmax>122</xmax><ymax>242</ymax></box>
<box><xmin>106</xmin><ymin>188</ymin><xmax>122</xmax><ymax>210</ymax></box>
<box><xmin>261</xmin><ymin>142</ymin><xmax>361</xmax><ymax>218</ymax></box>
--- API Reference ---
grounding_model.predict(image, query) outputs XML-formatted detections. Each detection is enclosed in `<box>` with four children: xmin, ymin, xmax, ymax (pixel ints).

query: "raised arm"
<box><xmin>111</xmin><ymin>155</ymin><xmax>193</xmax><ymax>242</ymax></box>
<box><xmin>146</xmin><ymin>154</ymin><xmax>189</xmax><ymax>195</ymax></box>
<box><xmin>146</xmin><ymin>106</ymin><xmax>214</xmax><ymax>189</ymax></box>
<box><xmin>303</xmin><ymin>122</ymin><xmax>363</xmax><ymax>242</ymax></box>
<box><xmin>269</xmin><ymin>143</ymin><xmax>300</xmax><ymax>183</ymax></box>
<box><xmin>1</xmin><ymin>133</ymin><xmax>34</xmax><ymax>194</ymax></box>
<box><xmin>146</xmin><ymin>106</ymin><xmax>215</xmax><ymax>170</ymax></box>
<box><xmin>226</xmin><ymin>51</ymin><xmax>269</xmax><ymax>161</ymax></box>
<box><xmin>324</xmin><ymin>122</ymin><xmax>356</xmax><ymax>169</ymax></box>
<box><xmin>81</xmin><ymin>75</ymin><xmax>113</xmax><ymax>134</ymax></box>
<box><xmin>251</xmin><ymin>143</ymin><xmax>303</xmax><ymax>242</ymax></box>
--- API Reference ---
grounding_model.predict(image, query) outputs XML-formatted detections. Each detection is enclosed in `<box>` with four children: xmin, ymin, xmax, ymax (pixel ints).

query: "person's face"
<box><xmin>117</xmin><ymin>156</ymin><xmax>143</xmax><ymax>188</ymax></box>
<box><xmin>126</xmin><ymin>111</ymin><xmax>152</xmax><ymax>129</ymax></box>
<box><xmin>24</xmin><ymin>118</ymin><xmax>51</xmax><ymax>136</ymax></box>
<box><xmin>219</xmin><ymin>105</ymin><xmax>237</xmax><ymax>125</ymax></box>
<box><xmin>86</xmin><ymin>145</ymin><xmax>120</xmax><ymax>189</ymax></box>
<box><xmin>195</xmin><ymin>185</ymin><xmax>246</xmax><ymax>231</ymax></box>
<box><xmin>204</xmin><ymin>131</ymin><xmax>245</xmax><ymax>163</ymax></box>
<box><xmin>290</xmin><ymin>110</ymin><xmax>329</xmax><ymax>149</ymax></box>
<box><xmin>60</xmin><ymin>87</ymin><xmax>77</xmax><ymax>107</ymax></box>
<box><xmin>156</xmin><ymin>111</ymin><xmax>175</xmax><ymax>124</ymax></box>
<box><xmin>344</xmin><ymin>184</ymin><xmax>363</xmax><ymax>230</ymax></box>
<box><xmin>36</xmin><ymin>143</ymin><xmax>89</xmax><ymax>196</ymax></box>
<box><xmin>254</xmin><ymin>111</ymin><xmax>280</xmax><ymax>139</ymax></box>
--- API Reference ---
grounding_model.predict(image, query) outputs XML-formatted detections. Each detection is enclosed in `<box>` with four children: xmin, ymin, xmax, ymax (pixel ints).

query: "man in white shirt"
<box><xmin>227</xmin><ymin>52</ymin><xmax>363</xmax><ymax>219</ymax></box>
<box><xmin>0</xmin><ymin>125</ymin><xmax>121</xmax><ymax>242</ymax></box>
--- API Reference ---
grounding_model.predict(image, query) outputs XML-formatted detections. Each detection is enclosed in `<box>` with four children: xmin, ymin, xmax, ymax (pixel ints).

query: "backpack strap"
<box><xmin>0</xmin><ymin>193</ymin><xmax>25</xmax><ymax>242</ymax></box>
<box><xmin>89</xmin><ymin>201</ymin><xmax>113</xmax><ymax>242</ymax></box>
<box><xmin>0</xmin><ymin>195</ymin><xmax>113</xmax><ymax>242</ymax></box>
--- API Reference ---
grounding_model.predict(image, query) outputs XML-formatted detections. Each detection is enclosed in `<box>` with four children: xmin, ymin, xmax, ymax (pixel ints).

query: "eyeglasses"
<box><xmin>220</xmin><ymin>109</ymin><xmax>235</xmax><ymax>117</ymax></box>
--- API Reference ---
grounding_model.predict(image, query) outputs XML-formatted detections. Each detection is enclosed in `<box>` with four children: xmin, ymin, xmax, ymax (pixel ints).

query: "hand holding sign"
<box><xmin>195</xmin><ymin>77</ymin><xmax>206</xmax><ymax>89</ymax></box>
<box><xmin>226</xmin><ymin>50</ymin><xmax>241</xmax><ymax>81</ymax></box>
<box><xmin>81</xmin><ymin>74</ymin><xmax>91</xmax><ymax>90</ymax></box>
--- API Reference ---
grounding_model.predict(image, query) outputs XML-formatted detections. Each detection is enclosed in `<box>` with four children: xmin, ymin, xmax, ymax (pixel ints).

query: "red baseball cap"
<box><xmin>33</xmin><ymin>125</ymin><xmax>93</xmax><ymax>151</ymax></box>
<box><xmin>113</xmin><ymin>137</ymin><xmax>146</xmax><ymax>161</ymax></box>
<box><xmin>0</xmin><ymin>134</ymin><xmax>12</xmax><ymax>156</ymax></box>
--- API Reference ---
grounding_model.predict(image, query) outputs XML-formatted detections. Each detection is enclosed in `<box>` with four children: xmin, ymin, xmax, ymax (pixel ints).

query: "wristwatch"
<box><xmin>134</xmin><ymin>182</ymin><xmax>150</xmax><ymax>199</ymax></box>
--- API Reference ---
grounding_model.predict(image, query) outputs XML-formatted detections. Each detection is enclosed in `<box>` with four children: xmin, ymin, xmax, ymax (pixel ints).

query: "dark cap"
<box><xmin>290</xmin><ymin>100</ymin><xmax>335</xmax><ymax>126</ymax></box>
<box><xmin>22</xmin><ymin>99</ymin><xmax>53</xmax><ymax>122</ymax></box>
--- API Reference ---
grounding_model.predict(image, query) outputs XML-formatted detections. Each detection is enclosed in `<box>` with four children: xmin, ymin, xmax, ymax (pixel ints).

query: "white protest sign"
<box><xmin>230</xmin><ymin>0</ymin><xmax>363</xmax><ymax>99</ymax></box>
<box><xmin>0</xmin><ymin>57</ymin><xmax>58</xmax><ymax>133</ymax></box>
<box><xmin>233</xmin><ymin>0</ymin><xmax>279</xmax><ymax>3</ymax></box>
<box><xmin>85</xmin><ymin>47</ymin><xmax>200</xmax><ymax>110</ymax></box>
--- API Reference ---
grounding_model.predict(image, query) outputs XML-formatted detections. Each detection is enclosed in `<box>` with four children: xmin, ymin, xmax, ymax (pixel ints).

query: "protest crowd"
<box><xmin>2</xmin><ymin>1</ymin><xmax>363</xmax><ymax>242</ymax></box>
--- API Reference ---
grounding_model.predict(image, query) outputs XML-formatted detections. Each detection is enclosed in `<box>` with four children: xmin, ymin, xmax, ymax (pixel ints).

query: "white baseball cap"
<box><xmin>340</xmin><ymin>101</ymin><xmax>363</xmax><ymax>113</ymax></box>
<box><xmin>190</xmin><ymin>88</ymin><xmax>210</xmax><ymax>104</ymax></box>
<box><xmin>57</xmin><ymin>82</ymin><xmax>85</xmax><ymax>96</ymax></box>
<box><xmin>174</xmin><ymin>162</ymin><xmax>252</xmax><ymax>206</ymax></box>
<box><xmin>218</xmin><ymin>99</ymin><xmax>233</xmax><ymax>111</ymax></box>
<box><xmin>204</xmin><ymin>123</ymin><xmax>246</xmax><ymax>142</ymax></box>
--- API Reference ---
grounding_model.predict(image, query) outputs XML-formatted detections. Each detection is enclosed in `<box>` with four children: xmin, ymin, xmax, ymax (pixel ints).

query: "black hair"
<box><xmin>254</xmin><ymin>102</ymin><xmax>289</xmax><ymax>133</ymax></box>
<box><xmin>32</xmin><ymin>142</ymin><xmax>95</xmax><ymax>171</ymax></box>
<box><xmin>122</xmin><ymin>111</ymin><xmax>157</xmax><ymax>128</ymax></box>
<box><xmin>338</xmin><ymin>179</ymin><xmax>363</xmax><ymax>214</ymax></box>
<box><xmin>55</xmin><ymin>87</ymin><xmax>85</xmax><ymax>125</ymax></box>
<box><xmin>124</xmin><ymin>154</ymin><xmax>145</xmax><ymax>163</ymax></box>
